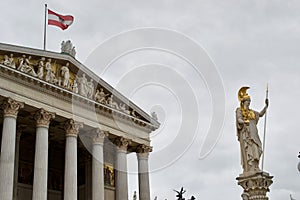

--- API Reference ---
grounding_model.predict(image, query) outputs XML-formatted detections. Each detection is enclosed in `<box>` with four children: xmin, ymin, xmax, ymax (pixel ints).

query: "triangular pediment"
<box><xmin>0</xmin><ymin>42</ymin><xmax>159</xmax><ymax>131</ymax></box>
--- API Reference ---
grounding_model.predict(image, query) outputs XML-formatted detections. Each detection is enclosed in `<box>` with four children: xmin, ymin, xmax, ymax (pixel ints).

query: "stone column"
<box><xmin>0</xmin><ymin>97</ymin><xmax>24</xmax><ymax>200</ymax></box>
<box><xmin>114</xmin><ymin>137</ymin><xmax>131</xmax><ymax>200</ymax></box>
<box><xmin>85</xmin><ymin>157</ymin><xmax>92</xmax><ymax>200</ymax></box>
<box><xmin>137</xmin><ymin>145</ymin><xmax>152</xmax><ymax>200</ymax></box>
<box><xmin>32</xmin><ymin>109</ymin><xmax>55</xmax><ymax>200</ymax></box>
<box><xmin>236</xmin><ymin>171</ymin><xmax>273</xmax><ymax>200</ymax></box>
<box><xmin>63</xmin><ymin>119</ymin><xmax>83</xmax><ymax>200</ymax></box>
<box><xmin>13</xmin><ymin>126</ymin><xmax>26</xmax><ymax>200</ymax></box>
<box><xmin>92</xmin><ymin>129</ymin><xmax>106</xmax><ymax>200</ymax></box>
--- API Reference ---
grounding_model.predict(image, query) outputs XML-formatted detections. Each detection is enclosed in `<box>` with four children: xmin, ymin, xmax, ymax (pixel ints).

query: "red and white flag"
<box><xmin>48</xmin><ymin>9</ymin><xmax>74</xmax><ymax>30</ymax></box>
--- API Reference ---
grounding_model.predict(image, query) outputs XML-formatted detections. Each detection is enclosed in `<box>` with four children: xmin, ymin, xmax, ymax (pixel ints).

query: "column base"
<box><xmin>236</xmin><ymin>171</ymin><xmax>273</xmax><ymax>200</ymax></box>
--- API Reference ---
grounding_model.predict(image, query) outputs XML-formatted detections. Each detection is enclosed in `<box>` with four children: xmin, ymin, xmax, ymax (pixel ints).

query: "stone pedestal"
<box><xmin>236</xmin><ymin>171</ymin><xmax>273</xmax><ymax>200</ymax></box>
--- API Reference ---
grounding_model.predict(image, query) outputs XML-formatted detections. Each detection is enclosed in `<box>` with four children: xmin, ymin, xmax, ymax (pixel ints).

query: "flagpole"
<box><xmin>261</xmin><ymin>83</ymin><xmax>269</xmax><ymax>172</ymax></box>
<box><xmin>43</xmin><ymin>4</ymin><xmax>47</xmax><ymax>50</ymax></box>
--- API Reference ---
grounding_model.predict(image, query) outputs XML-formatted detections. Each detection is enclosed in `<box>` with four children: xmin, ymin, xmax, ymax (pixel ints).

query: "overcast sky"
<box><xmin>2</xmin><ymin>1</ymin><xmax>300</xmax><ymax>200</ymax></box>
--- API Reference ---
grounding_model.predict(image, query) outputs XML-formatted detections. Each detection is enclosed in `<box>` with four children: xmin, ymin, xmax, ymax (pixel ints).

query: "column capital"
<box><xmin>113</xmin><ymin>136</ymin><xmax>131</xmax><ymax>152</ymax></box>
<box><xmin>33</xmin><ymin>108</ymin><xmax>55</xmax><ymax>128</ymax></box>
<box><xmin>1</xmin><ymin>97</ymin><xmax>24</xmax><ymax>118</ymax></box>
<box><xmin>136</xmin><ymin>144</ymin><xmax>152</xmax><ymax>159</ymax></box>
<box><xmin>91</xmin><ymin>128</ymin><xmax>108</xmax><ymax>145</ymax></box>
<box><xmin>64</xmin><ymin>119</ymin><xmax>83</xmax><ymax>138</ymax></box>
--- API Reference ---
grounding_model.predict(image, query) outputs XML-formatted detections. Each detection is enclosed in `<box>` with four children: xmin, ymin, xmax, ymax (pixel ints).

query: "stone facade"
<box><xmin>0</xmin><ymin>42</ymin><xmax>159</xmax><ymax>200</ymax></box>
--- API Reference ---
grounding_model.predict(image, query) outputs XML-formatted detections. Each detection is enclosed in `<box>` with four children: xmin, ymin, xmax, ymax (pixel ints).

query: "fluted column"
<box><xmin>63</xmin><ymin>119</ymin><xmax>83</xmax><ymax>200</ymax></box>
<box><xmin>0</xmin><ymin>97</ymin><xmax>24</xmax><ymax>200</ymax></box>
<box><xmin>32</xmin><ymin>109</ymin><xmax>55</xmax><ymax>200</ymax></box>
<box><xmin>92</xmin><ymin>129</ymin><xmax>106</xmax><ymax>200</ymax></box>
<box><xmin>137</xmin><ymin>145</ymin><xmax>152</xmax><ymax>200</ymax></box>
<box><xmin>114</xmin><ymin>137</ymin><xmax>131</xmax><ymax>200</ymax></box>
<box><xmin>13</xmin><ymin>126</ymin><xmax>26</xmax><ymax>200</ymax></box>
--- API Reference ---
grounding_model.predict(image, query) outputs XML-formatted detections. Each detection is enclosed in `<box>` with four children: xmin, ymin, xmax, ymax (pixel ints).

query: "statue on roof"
<box><xmin>151</xmin><ymin>112</ymin><xmax>158</xmax><ymax>121</ymax></box>
<box><xmin>61</xmin><ymin>40</ymin><xmax>76</xmax><ymax>57</ymax></box>
<box><xmin>236</xmin><ymin>86</ymin><xmax>268</xmax><ymax>173</ymax></box>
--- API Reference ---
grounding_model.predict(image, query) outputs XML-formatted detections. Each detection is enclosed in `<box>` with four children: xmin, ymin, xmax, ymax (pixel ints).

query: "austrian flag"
<box><xmin>48</xmin><ymin>9</ymin><xmax>74</xmax><ymax>30</ymax></box>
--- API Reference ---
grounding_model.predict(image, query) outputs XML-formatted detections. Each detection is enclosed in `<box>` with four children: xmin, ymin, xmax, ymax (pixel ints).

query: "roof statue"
<box><xmin>61</xmin><ymin>40</ymin><xmax>76</xmax><ymax>57</ymax></box>
<box><xmin>151</xmin><ymin>112</ymin><xmax>158</xmax><ymax>121</ymax></box>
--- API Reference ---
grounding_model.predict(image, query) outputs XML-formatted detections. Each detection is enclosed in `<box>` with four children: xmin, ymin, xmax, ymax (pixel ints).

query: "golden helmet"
<box><xmin>238</xmin><ymin>86</ymin><xmax>251</xmax><ymax>102</ymax></box>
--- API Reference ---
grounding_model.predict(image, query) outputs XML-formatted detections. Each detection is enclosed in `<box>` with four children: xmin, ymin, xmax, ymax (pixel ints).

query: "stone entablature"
<box><xmin>0</xmin><ymin>43</ymin><xmax>159</xmax><ymax>131</ymax></box>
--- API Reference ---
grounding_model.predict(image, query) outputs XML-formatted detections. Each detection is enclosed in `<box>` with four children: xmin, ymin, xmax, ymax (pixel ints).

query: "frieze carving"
<box><xmin>0</xmin><ymin>52</ymin><xmax>144</xmax><ymax>120</ymax></box>
<box><xmin>33</xmin><ymin>108</ymin><xmax>55</xmax><ymax>128</ymax></box>
<box><xmin>113</xmin><ymin>136</ymin><xmax>131</xmax><ymax>151</ymax></box>
<box><xmin>0</xmin><ymin>54</ymin><xmax>16</xmax><ymax>69</ymax></box>
<box><xmin>60</xmin><ymin>62</ymin><xmax>70</xmax><ymax>88</ymax></box>
<box><xmin>1</xmin><ymin>97</ymin><xmax>24</xmax><ymax>117</ymax></box>
<box><xmin>64</xmin><ymin>119</ymin><xmax>83</xmax><ymax>137</ymax></box>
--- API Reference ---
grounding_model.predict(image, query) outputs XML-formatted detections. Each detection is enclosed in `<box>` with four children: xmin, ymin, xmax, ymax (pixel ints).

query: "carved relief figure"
<box><xmin>9</xmin><ymin>54</ymin><xmax>16</xmax><ymax>68</ymax></box>
<box><xmin>119</xmin><ymin>103</ymin><xmax>130</xmax><ymax>115</ymax></box>
<box><xmin>1</xmin><ymin>54</ymin><xmax>16</xmax><ymax>68</ymax></box>
<box><xmin>18</xmin><ymin>55</ymin><xmax>37</xmax><ymax>77</ymax></box>
<box><xmin>37</xmin><ymin>57</ymin><xmax>45</xmax><ymax>79</ymax></box>
<box><xmin>94</xmin><ymin>88</ymin><xmax>109</xmax><ymax>103</ymax></box>
<box><xmin>77</xmin><ymin>74</ymin><xmax>89</xmax><ymax>97</ymax></box>
<box><xmin>86</xmin><ymin>78</ymin><xmax>95</xmax><ymax>98</ymax></box>
<box><xmin>107</xmin><ymin>95</ymin><xmax>119</xmax><ymax>109</ymax></box>
<box><xmin>72</xmin><ymin>79</ymin><xmax>79</xmax><ymax>93</ymax></box>
<box><xmin>236</xmin><ymin>87</ymin><xmax>268</xmax><ymax>173</ymax></box>
<box><xmin>1</xmin><ymin>55</ymin><xmax>10</xmax><ymax>66</ymax></box>
<box><xmin>61</xmin><ymin>62</ymin><xmax>70</xmax><ymax>88</ymax></box>
<box><xmin>45</xmin><ymin>58</ymin><xmax>57</xmax><ymax>84</ymax></box>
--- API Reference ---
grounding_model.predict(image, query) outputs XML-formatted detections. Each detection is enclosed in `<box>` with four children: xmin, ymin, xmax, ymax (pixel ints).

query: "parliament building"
<box><xmin>0</xmin><ymin>42</ymin><xmax>159</xmax><ymax>200</ymax></box>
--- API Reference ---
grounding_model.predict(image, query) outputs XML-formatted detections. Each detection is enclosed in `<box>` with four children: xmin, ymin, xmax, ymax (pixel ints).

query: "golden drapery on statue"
<box><xmin>236</xmin><ymin>87</ymin><xmax>268</xmax><ymax>173</ymax></box>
